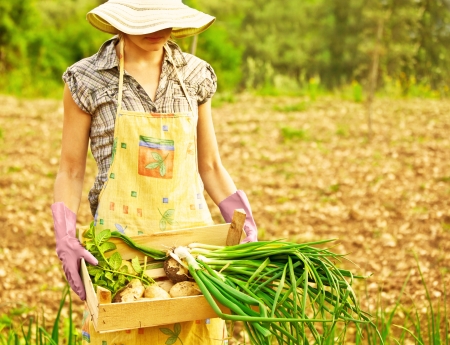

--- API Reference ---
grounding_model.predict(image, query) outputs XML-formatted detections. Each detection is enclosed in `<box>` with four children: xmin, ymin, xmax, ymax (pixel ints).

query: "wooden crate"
<box><xmin>81</xmin><ymin>211</ymin><xmax>246</xmax><ymax>333</ymax></box>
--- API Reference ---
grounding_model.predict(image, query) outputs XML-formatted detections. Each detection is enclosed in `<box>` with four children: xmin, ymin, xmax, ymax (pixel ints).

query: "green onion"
<box><xmin>172</xmin><ymin>240</ymin><xmax>382</xmax><ymax>344</ymax></box>
<box><xmin>110</xmin><ymin>231</ymin><xmax>167</xmax><ymax>259</ymax></box>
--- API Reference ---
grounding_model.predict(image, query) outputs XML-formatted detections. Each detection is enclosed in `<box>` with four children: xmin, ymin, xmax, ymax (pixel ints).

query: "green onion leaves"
<box><xmin>182</xmin><ymin>240</ymin><xmax>379</xmax><ymax>344</ymax></box>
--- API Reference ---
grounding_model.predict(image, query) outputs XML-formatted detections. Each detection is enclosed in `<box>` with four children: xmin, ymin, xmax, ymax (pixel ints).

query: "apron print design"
<box><xmin>138</xmin><ymin>136</ymin><xmax>175</xmax><ymax>178</ymax></box>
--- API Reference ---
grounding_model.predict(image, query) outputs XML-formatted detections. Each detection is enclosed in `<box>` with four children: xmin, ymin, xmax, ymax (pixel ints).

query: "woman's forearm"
<box><xmin>196</xmin><ymin>100</ymin><xmax>238</xmax><ymax>204</ymax></box>
<box><xmin>200</xmin><ymin>162</ymin><xmax>237</xmax><ymax>205</ymax></box>
<box><xmin>53</xmin><ymin>169</ymin><xmax>86</xmax><ymax>214</ymax></box>
<box><xmin>53</xmin><ymin>84</ymin><xmax>92</xmax><ymax>215</ymax></box>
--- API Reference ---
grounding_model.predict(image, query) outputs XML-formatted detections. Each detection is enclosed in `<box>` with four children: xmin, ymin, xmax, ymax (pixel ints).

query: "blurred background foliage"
<box><xmin>0</xmin><ymin>0</ymin><xmax>449</xmax><ymax>98</ymax></box>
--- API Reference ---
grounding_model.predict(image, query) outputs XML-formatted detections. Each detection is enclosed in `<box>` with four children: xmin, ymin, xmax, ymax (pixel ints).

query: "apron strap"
<box><xmin>116</xmin><ymin>39</ymin><xmax>195</xmax><ymax>114</ymax></box>
<box><xmin>163</xmin><ymin>44</ymin><xmax>199</xmax><ymax>175</ymax></box>
<box><xmin>117</xmin><ymin>38</ymin><xmax>126</xmax><ymax>115</ymax></box>
<box><xmin>163</xmin><ymin>44</ymin><xmax>195</xmax><ymax>113</ymax></box>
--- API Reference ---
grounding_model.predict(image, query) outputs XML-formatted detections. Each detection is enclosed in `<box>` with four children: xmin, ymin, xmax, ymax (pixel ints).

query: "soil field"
<box><xmin>0</xmin><ymin>94</ymin><xmax>449</xmax><ymax>340</ymax></box>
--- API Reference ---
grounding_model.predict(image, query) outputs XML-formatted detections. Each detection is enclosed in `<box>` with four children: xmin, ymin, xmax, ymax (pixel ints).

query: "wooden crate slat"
<box><xmin>81</xmin><ymin>259</ymin><xmax>100</xmax><ymax>330</ymax></box>
<box><xmin>226</xmin><ymin>209</ymin><xmax>246</xmax><ymax>246</ymax></box>
<box><xmin>95</xmin><ymin>296</ymin><xmax>230</xmax><ymax>332</ymax></box>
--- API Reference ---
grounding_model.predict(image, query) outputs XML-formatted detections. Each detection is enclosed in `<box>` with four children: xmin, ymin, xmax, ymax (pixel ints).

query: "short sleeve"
<box><xmin>196</xmin><ymin>63</ymin><xmax>217</xmax><ymax>105</ymax></box>
<box><xmin>62</xmin><ymin>67</ymin><xmax>94</xmax><ymax>115</ymax></box>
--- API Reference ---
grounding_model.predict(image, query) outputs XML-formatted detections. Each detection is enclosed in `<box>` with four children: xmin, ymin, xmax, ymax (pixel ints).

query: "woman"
<box><xmin>51</xmin><ymin>0</ymin><xmax>258</xmax><ymax>344</ymax></box>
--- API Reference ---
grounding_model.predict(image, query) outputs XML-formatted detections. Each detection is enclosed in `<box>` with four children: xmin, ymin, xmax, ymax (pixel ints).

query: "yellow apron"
<box><xmin>82</xmin><ymin>39</ymin><xmax>226</xmax><ymax>345</ymax></box>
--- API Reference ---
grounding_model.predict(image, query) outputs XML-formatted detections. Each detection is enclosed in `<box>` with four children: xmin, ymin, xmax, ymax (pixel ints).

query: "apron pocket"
<box><xmin>138</xmin><ymin>136</ymin><xmax>175</xmax><ymax>179</ymax></box>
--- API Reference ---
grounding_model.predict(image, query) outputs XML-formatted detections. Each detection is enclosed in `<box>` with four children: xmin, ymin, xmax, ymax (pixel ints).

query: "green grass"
<box><xmin>436</xmin><ymin>176</ymin><xmax>450</xmax><ymax>183</ymax></box>
<box><xmin>0</xmin><ymin>286</ymin><xmax>78</xmax><ymax>345</ymax></box>
<box><xmin>335</xmin><ymin>125</ymin><xmax>350</xmax><ymax>138</ymax></box>
<box><xmin>280</xmin><ymin>126</ymin><xmax>310</xmax><ymax>142</ymax></box>
<box><xmin>211</xmin><ymin>92</ymin><xmax>236</xmax><ymax>108</ymax></box>
<box><xmin>352</xmin><ymin>255</ymin><xmax>449</xmax><ymax>345</ymax></box>
<box><xmin>273</xmin><ymin>101</ymin><xmax>310</xmax><ymax>113</ymax></box>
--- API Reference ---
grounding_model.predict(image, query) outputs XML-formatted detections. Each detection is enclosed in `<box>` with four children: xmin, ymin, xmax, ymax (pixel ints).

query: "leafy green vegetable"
<box><xmin>82</xmin><ymin>223</ymin><xmax>157</xmax><ymax>297</ymax></box>
<box><xmin>132</xmin><ymin>257</ymin><xmax>142</xmax><ymax>274</ymax></box>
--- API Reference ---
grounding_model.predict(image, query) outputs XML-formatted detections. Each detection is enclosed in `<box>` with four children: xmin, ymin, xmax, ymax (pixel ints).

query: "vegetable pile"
<box><xmin>83</xmin><ymin>224</ymin><xmax>380</xmax><ymax>344</ymax></box>
<box><xmin>83</xmin><ymin>224</ymin><xmax>200</xmax><ymax>302</ymax></box>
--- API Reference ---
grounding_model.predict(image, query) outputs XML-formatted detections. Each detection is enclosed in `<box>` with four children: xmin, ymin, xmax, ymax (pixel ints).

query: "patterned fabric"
<box><xmin>94</xmin><ymin>109</ymin><xmax>214</xmax><ymax>235</ymax></box>
<box><xmin>62</xmin><ymin>36</ymin><xmax>217</xmax><ymax>216</ymax></box>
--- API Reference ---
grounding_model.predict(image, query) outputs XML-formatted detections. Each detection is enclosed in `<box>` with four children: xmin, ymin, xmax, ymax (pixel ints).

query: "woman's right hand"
<box><xmin>51</xmin><ymin>202</ymin><xmax>98</xmax><ymax>300</ymax></box>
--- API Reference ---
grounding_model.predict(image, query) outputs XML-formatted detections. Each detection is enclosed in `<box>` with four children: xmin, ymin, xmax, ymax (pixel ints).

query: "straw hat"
<box><xmin>87</xmin><ymin>0</ymin><xmax>215</xmax><ymax>38</ymax></box>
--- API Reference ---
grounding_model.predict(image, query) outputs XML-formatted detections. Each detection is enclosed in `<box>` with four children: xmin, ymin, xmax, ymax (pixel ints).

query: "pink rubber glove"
<box><xmin>218</xmin><ymin>190</ymin><xmax>258</xmax><ymax>243</ymax></box>
<box><xmin>51</xmin><ymin>202</ymin><xmax>98</xmax><ymax>300</ymax></box>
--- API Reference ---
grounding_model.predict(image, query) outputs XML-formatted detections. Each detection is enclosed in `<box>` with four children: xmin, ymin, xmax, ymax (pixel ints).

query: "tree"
<box><xmin>0</xmin><ymin>0</ymin><xmax>37</xmax><ymax>74</ymax></box>
<box><xmin>415</xmin><ymin>0</ymin><xmax>450</xmax><ymax>91</ymax></box>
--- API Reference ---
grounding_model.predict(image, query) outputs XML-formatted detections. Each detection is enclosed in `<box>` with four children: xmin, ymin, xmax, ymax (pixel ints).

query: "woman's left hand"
<box><xmin>241</xmin><ymin>222</ymin><xmax>258</xmax><ymax>243</ymax></box>
<box><xmin>218</xmin><ymin>190</ymin><xmax>258</xmax><ymax>243</ymax></box>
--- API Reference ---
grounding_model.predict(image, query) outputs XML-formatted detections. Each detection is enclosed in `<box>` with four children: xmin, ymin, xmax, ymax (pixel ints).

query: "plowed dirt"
<box><xmin>1</xmin><ymin>95</ymin><xmax>449</xmax><ymax>340</ymax></box>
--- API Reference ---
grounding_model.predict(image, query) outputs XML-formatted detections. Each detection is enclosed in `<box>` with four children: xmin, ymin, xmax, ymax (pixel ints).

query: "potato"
<box><xmin>113</xmin><ymin>288</ymin><xmax>144</xmax><ymax>302</ymax></box>
<box><xmin>144</xmin><ymin>285</ymin><xmax>171</xmax><ymax>300</ymax></box>
<box><xmin>113</xmin><ymin>279</ymin><xmax>145</xmax><ymax>302</ymax></box>
<box><xmin>127</xmin><ymin>279</ymin><xmax>143</xmax><ymax>289</ymax></box>
<box><xmin>169</xmin><ymin>281</ymin><xmax>202</xmax><ymax>298</ymax></box>
<box><xmin>120</xmin><ymin>291</ymin><xmax>140</xmax><ymax>303</ymax></box>
<box><xmin>157</xmin><ymin>279</ymin><xmax>174</xmax><ymax>293</ymax></box>
<box><xmin>164</xmin><ymin>257</ymin><xmax>192</xmax><ymax>283</ymax></box>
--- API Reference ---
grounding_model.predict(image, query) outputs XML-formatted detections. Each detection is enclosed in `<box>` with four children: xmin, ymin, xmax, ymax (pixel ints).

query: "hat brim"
<box><xmin>87</xmin><ymin>2</ymin><xmax>215</xmax><ymax>38</ymax></box>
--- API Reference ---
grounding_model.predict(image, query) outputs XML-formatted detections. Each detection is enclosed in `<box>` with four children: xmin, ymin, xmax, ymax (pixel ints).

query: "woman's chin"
<box><xmin>139</xmin><ymin>41</ymin><xmax>167</xmax><ymax>52</ymax></box>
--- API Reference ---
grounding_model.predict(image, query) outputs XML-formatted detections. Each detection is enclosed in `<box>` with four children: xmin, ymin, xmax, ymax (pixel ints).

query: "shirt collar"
<box><xmin>164</xmin><ymin>40</ymin><xmax>187</xmax><ymax>68</ymax></box>
<box><xmin>95</xmin><ymin>37</ymin><xmax>119</xmax><ymax>71</ymax></box>
<box><xmin>95</xmin><ymin>37</ymin><xmax>187</xmax><ymax>71</ymax></box>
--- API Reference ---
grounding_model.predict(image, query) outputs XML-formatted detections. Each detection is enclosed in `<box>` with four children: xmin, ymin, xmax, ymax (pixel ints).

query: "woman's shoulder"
<box><xmin>166</xmin><ymin>43</ymin><xmax>217</xmax><ymax>102</ymax></box>
<box><xmin>182</xmin><ymin>53</ymin><xmax>214</xmax><ymax>79</ymax></box>
<box><xmin>166</xmin><ymin>41</ymin><xmax>215</xmax><ymax>81</ymax></box>
<box><xmin>182</xmin><ymin>51</ymin><xmax>209</xmax><ymax>67</ymax></box>
<box><xmin>65</xmin><ymin>55</ymin><xmax>97</xmax><ymax>77</ymax></box>
<box><xmin>182</xmin><ymin>51</ymin><xmax>213</xmax><ymax>74</ymax></box>
<box><xmin>62</xmin><ymin>38</ymin><xmax>118</xmax><ymax>114</ymax></box>
<box><xmin>63</xmin><ymin>38</ymin><xmax>118</xmax><ymax>87</ymax></box>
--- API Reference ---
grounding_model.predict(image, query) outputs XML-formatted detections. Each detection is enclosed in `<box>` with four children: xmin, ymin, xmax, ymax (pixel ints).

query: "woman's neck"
<box><xmin>117</xmin><ymin>37</ymin><xmax>165</xmax><ymax>69</ymax></box>
<box><xmin>115</xmin><ymin>35</ymin><xmax>167</xmax><ymax>101</ymax></box>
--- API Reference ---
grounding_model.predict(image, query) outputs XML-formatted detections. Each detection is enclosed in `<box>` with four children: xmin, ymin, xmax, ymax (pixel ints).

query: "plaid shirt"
<box><xmin>62</xmin><ymin>37</ymin><xmax>217</xmax><ymax>216</ymax></box>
